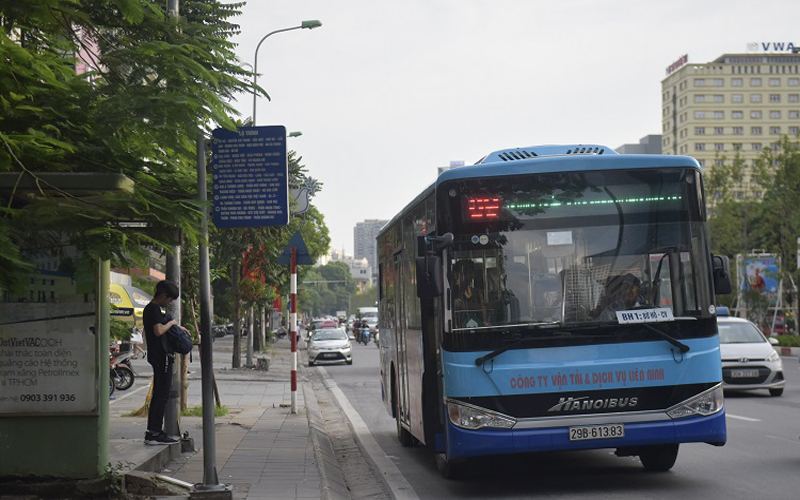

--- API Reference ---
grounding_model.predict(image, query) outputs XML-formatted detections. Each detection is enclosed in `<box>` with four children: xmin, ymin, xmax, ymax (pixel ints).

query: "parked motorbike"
<box><xmin>110</xmin><ymin>351</ymin><xmax>135</xmax><ymax>391</ymax></box>
<box><xmin>374</xmin><ymin>330</ymin><xmax>380</xmax><ymax>348</ymax></box>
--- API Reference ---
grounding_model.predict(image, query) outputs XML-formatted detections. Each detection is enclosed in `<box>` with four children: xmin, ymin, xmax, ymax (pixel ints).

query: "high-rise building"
<box><xmin>354</xmin><ymin>219</ymin><xmax>387</xmax><ymax>282</ymax></box>
<box><xmin>661</xmin><ymin>51</ymin><xmax>800</xmax><ymax>198</ymax></box>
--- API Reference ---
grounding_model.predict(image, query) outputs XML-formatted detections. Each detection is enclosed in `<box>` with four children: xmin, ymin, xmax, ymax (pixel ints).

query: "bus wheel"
<box><xmin>436</xmin><ymin>453</ymin><xmax>467</xmax><ymax>480</ymax></box>
<box><xmin>396</xmin><ymin>407</ymin><xmax>415</xmax><ymax>447</ymax></box>
<box><xmin>393</xmin><ymin>375</ymin><xmax>414</xmax><ymax>447</ymax></box>
<box><xmin>639</xmin><ymin>444</ymin><xmax>679</xmax><ymax>472</ymax></box>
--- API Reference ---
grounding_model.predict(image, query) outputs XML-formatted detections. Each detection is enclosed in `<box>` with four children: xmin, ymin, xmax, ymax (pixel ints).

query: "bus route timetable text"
<box><xmin>212</xmin><ymin>125</ymin><xmax>289</xmax><ymax>228</ymax></box>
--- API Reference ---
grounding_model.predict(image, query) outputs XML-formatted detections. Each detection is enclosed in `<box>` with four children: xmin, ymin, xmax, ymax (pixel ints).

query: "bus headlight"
<box><xmin>447</xmin><ymin>399</ymin><xmax>515</xmax><ymax>430</ymax></box>
<box><xmin>666</xmin><ymin>384</ymin><xmax>724</xmax><ymax>419</ymax></box>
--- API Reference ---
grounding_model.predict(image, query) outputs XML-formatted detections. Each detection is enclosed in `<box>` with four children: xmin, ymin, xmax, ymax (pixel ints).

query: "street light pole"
<box><xmin>251</xmin><ymin>20</ymin><xmax>322</xmax><ymax>125</ymax></box>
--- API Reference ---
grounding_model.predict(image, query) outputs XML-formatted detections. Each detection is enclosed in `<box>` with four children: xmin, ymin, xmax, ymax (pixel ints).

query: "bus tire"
<box><xmin>639</xmin><ymin>444</ymin><xmax>679</xmax><ymax>472</ymax></box>
<box><xmin>436</xmin><ymin>454</ymin><xmax>467</xmax><ymax>480</ymax></box>
<box><xmin>393</xmin><ymin>371</ymin><xmax>415</xmax><ymax>447</ymax></box>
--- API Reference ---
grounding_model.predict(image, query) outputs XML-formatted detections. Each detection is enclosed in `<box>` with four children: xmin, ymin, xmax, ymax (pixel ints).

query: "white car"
<box><xmin>307</xmin><ymin>328</ymin><xmax>352</xmax><ymax>366</ymax></box>
<box><xmin>718</xmin><ymin>315</ymin><xmax>785</xmax><ymax>396</ymax></box>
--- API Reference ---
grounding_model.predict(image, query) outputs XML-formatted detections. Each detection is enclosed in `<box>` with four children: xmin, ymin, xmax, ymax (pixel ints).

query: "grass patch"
<box><xmin>183</xmin><ymin>405</ymin><xmax>228</xmax><ymax>417</ymax></box>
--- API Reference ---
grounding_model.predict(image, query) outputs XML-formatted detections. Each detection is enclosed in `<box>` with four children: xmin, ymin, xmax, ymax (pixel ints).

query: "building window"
<box><xmin>769</xmin><ymin>94</ymin><xmax>781</xmax><ymax>102</ymax></box>
<box><xmin>695</xmin><ymin>143</ymin><xmax>706</xmax><ymax>151</ymax></box>
<box><xmin>751</xmin><ymin>94</ymin><xmax>762</xmax><ymax>102</ymax></box>
<box><xmin>790</xmin><ymin>78</ymin><xmax>800</xmax><ymax>86</ymax></box>
<box><xmin>752</xmin><ymin>143</ymin><xmax>763</xmax><ymax>150</ymax></box>
<box><xmin>712</xmin><ymin>78</ymin><xmax>724</xmax><ymax>87</ymax></box>
<box><xmin>695</xmin><ymin>127</ymin><xmax>705</xmax><ymax>135</ymax></box>
<box><xmin>751</xmin><ymin>110</ymin><xmax>763</xmax><ymax>119</ymax></box>
<box><xmin>698</xmin><ymin>159</ymin><xmax>706</xmax><ymax>167</ymax></box>
<box><xmin>751</xmin><ymin>78</ymin><xmax>762</xmax><ymax>86</ymax></box>
<box><xmin>714</xmin><ymin>143</ymin><xmax>724</xmax><ymax>151</ymax></box>
<box><xmin>732</xmin><ymin>78</ymin><xmax>743</xmax><ymax>86</ymax></box>
<box><xmin>733</xmin><ymin>111</ymin><xmax>744</xmax><ymax>119</ymax></box>
<box><xmin>751</xmin><ymin>126</ymin><xmax>762</xmax><ymax>135</ymax></box>
<box><xmin>790</xmin><ymin>111</ymin><xmax>800</xmax><ymax>119</ymax></box>
<box><xmin>694</xmin><ymin>79</ymin><xmax>705</xmax><ymax>87</ymax></box>
<box><xmin>733</xmin><ymin>143</ymin><xmax>742</xmax><ymax>150</ymax></box>
<box><xmin>732</xmin><ymin>94</ymin><xmax>743</xmax><ymax>102</ymax></box>
<box><xmin>770</xmin><ymin>110</ymin><xmax>781</xmax><ymax>119</ymax></box>
<box><xmin>714</xmin><ymin>127</ymin><xmax>724</xmax><ymax>134</ymax></box>
<box><xmin>790</xmin><ymin>94</ymin><xmax>799</xmax><ymax>102</ymax></box>
<box><xmin>790</xmin><ymin>126</ymin><xmax>799</xmax><ymax>134</ymax></box>
<box><xmin>694</xmin><ymin>95</ymin><xmax>706</xmax><ymax>102</ymax></box>
<box><xmin>770</xmin><ymin>78</ymin><xmax>781</xmax><ymax>86</ymax></box>
<box><xmin>770</xmin><ymin>126</ymin><xmax>781</xmax><ymax>134</ymax></box>
<box><xmin>694</xmin><ymin>111</ymin><xmax>705</xmax><ymax>119</ymax></box>
<box><xmin>714</xmin><ymin>111</ymin><xmax>724</xmax><ymax>119</ymax></box>
<box><xmin>733</xmin><ymin>126</ymin><xmax>743</xmax><ymax>135</ymax></box>
<box><xmin>715</xmin><ymin>159</ymin><xmax>725</xmax><ymax>166</ymax></box>
<box><xmin>713</xmin><ymin>95</ymin><xmax>724</xmax><ymax>102</ymax></box>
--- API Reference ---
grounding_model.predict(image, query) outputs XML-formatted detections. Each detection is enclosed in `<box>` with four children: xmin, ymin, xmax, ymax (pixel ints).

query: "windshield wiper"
<box><xmin>641</xmin><ymin>323</ymin><xmax>690</xmax><ymax>353</ymax></box>
<box><xmin>473</xmin><ymin>322</ymin><xmax>573</xmax><ymax>366</ymax></box>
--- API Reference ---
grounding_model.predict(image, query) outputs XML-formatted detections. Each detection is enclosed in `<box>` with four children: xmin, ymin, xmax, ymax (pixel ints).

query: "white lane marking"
<box><xmin>727</xmin><ymin>413</ymin><xmax>761</xmax><ymax>422</ymax></box>
<box><xmin>109</xmin><ymin>384</ymin><xmax>149</xmax><ymax>405</ymax></box>
<box><xmin>318</xmin><ymin>366</ymin><xmax>419</xmax><ymax>500</ymax></box>
<box><xmin>766</xmin><ymin>435</ymin><xmax>800</xmax><ymax>445</ymax></box>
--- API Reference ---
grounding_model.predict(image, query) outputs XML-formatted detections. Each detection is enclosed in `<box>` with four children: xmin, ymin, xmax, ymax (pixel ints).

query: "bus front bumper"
<box><xmin>445</xmin><ymin>409</ymin><xmax>727</xmax><ymax>460</ymax></box>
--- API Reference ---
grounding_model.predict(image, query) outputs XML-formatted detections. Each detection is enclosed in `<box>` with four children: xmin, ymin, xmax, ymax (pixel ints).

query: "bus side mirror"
<box><xmin>712</xmin><ymin>254</ymin><xmax>732</xmax><ymax>295</ymax></box>
<box><xmin>416</xmin><ymin>255</ymin><xmax>442</xmax><ymax>298</ymax></box>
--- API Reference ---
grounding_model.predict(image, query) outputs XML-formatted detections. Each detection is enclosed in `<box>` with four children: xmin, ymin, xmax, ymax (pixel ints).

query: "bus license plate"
<box><xmin>569</xmin><ymin>424</ymin><xmax>624</xmax><ymax>441</ymax></box>
<box><xmin>731</xmin><ymin>369</ymin><xmax>759</xmax><ymax>378</ymax></box>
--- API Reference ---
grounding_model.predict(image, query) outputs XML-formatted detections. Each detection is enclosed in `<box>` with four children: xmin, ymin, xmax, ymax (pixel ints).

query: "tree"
<box><xmin>0</xmin><ymin>0</ymin><xmax>255</xmax><ymax>292</ymax></box>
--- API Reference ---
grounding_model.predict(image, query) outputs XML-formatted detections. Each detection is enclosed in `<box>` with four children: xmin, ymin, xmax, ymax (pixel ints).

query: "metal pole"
<box><xmin>246</xmin><ymin>305</ymin><xmax>254</xmax><ymax>366</ymax></box>
<box><xmin>290</xmin><ymin>247</ymin><xmax>298</xmax><ymax>414</ymax></box>
<box><xmin>197</xmin><ymin>135</ymin><xmax>223</xmax><ymax>489</ymax></box>
<box><xmin>252</xmin><ymin>25</ymin><xmax>306</xmax><ymax>125</ymax></box>
<box><xmin>260</xmin><ymin>305</ymin><xmax>266</xmax><ymax>350</ymax></box>
<box><xmin>164</xmin><ymin>245</ymin><xmax>181</xmax><ymax>438</ymax></box>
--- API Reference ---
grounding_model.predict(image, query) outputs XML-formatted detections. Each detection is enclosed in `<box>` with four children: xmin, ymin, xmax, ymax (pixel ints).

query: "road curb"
<box><xmin>302</xmin><ymin>374</ymin><xmax>351</xmax><ymax>500</ymax></box>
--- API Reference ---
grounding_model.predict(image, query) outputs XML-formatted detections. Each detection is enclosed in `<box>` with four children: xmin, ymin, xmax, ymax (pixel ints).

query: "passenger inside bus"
<box><xmin>591</xmin><ymin>273</ymin><xmax>646</xmax><ymax>321</ymax></box>
<box><xmin>453</xmin><ymin>259</ymin><xmax>488</xmax><ymax>327</ymax></box>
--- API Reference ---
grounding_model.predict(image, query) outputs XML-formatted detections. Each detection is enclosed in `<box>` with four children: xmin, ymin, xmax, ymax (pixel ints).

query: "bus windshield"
<box><xmin>440</xmin><ymin>168</ymin><xmax>713</xmax><ymax>331</ymax></box>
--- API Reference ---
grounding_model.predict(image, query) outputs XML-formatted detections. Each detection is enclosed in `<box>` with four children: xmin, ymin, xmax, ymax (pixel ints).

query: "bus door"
<box><xmin>394</xmin><ymin>251</ymin><xmax>410</xmax><ymax>427</ymax></box>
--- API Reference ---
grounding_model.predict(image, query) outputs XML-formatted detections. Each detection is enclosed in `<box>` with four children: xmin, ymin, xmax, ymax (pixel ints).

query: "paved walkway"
<box><xmin>109</xmin><ymin>333</ymin><xmax>350</xmax><ymax>499</ymax></box>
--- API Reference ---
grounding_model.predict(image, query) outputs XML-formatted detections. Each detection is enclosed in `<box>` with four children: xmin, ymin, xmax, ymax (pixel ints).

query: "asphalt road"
<box><xmin>315</xmin><ymin>341</ymin><xmax>800</xmax><ymax>500</ymax></box>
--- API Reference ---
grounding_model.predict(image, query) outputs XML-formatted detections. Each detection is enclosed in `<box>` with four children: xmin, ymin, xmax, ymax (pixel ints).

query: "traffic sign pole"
<box><xmin>290</xmin><ymin>247</ymin><xmax>298</xmax><ymax>414</ymax></box>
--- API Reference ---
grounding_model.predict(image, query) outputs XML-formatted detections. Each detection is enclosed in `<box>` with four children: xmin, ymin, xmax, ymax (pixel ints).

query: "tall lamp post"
<box><xmin>252</xmin><ymin>20</ymin><xmax>322</xmax><ymax>125</ymax></box>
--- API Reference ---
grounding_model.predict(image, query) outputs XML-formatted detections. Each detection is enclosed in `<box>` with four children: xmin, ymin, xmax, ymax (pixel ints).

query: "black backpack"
<box><xmin>161</xmin><ymin>315</ymin><xmax>194</xmax><ymax>355</ymax></box>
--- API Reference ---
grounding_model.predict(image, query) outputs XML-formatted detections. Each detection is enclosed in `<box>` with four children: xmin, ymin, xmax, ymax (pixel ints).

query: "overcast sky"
<box><xmin>228</xmin><ymin>0</ymin><xmax>799</xmax><ymax>256</ymax></box>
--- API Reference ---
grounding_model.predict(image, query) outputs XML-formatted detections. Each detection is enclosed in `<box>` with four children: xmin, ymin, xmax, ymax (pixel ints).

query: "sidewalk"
<box><xmin>109</xmin><ymin>333</ymin><xmax>350</xmax><ymax>499</ymax></box>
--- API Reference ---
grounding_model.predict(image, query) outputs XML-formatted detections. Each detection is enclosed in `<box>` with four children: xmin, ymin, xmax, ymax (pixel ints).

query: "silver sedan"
<box><xmin>307</xmin><ymin>328</ymin><xmax>352</xmax><ymax>366</ymax></box>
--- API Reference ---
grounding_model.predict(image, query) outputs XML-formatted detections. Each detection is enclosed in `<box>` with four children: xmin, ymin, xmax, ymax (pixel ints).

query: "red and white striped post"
<box><xmin>290</xmin><ymin>246</ymin><xmax>298</xmax><ymax>414</ymax></box>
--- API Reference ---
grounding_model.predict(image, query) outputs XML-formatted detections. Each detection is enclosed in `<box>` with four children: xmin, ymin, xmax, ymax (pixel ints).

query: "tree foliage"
<box><xmin>0</xmin><ymin>0</ymin><xmax>256</xmax><ymax>291</ymax></box>
<box><xmin>707</xmin><ymin>135</ymin><xmax>800</xmax><ymax>323</ymax></box>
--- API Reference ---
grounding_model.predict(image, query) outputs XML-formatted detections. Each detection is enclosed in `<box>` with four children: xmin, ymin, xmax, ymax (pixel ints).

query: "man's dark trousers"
<box><xmin>147</xmin><ymin>356</ymin><xmax>174</xmax><ymax>434</ymax></box>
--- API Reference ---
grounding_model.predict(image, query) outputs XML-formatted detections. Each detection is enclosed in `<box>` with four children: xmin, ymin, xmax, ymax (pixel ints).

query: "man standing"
<box><xmin>142</xmin><ymin>280</ymin><xmax>188</xmax><ymax>445</ymax></box>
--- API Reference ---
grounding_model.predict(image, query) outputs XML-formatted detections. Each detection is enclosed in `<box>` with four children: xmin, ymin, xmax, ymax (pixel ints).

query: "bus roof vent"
<box><xmin>478</xmin><ymin>144</ymin><xmax>617</xmax><ymax>164</ymax></box>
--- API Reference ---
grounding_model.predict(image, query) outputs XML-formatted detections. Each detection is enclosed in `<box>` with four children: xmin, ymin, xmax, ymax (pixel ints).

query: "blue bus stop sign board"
<box><xmin>212</xmin><ymin>125</ymin><xmax>288</xmax><ymax>228</ymax></box>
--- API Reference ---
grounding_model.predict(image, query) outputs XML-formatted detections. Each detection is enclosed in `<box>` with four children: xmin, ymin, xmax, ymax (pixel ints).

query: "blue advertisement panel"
<box><xmin>743</xmin><ymin>255</ymin><xmax>779</xmax><ymax>296</ymax></box>
<box><xmin>212</xmin><ymin>126</ymin><xmax>288</xmax><ymax>228</ymax></box>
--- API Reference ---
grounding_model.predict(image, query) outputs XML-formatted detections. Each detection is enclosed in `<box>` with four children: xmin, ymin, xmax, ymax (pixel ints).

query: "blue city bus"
<box><xmin>376</xmin><ymin>144</ymin><xmax>732</xmax><ymax>478</ymax></box>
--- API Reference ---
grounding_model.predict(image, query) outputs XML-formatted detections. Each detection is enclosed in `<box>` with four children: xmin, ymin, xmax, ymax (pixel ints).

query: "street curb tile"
<box><xmin>302</xmin><ymin>376</ymin><xmax>351</xmax><ymax>500</ymax></box>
